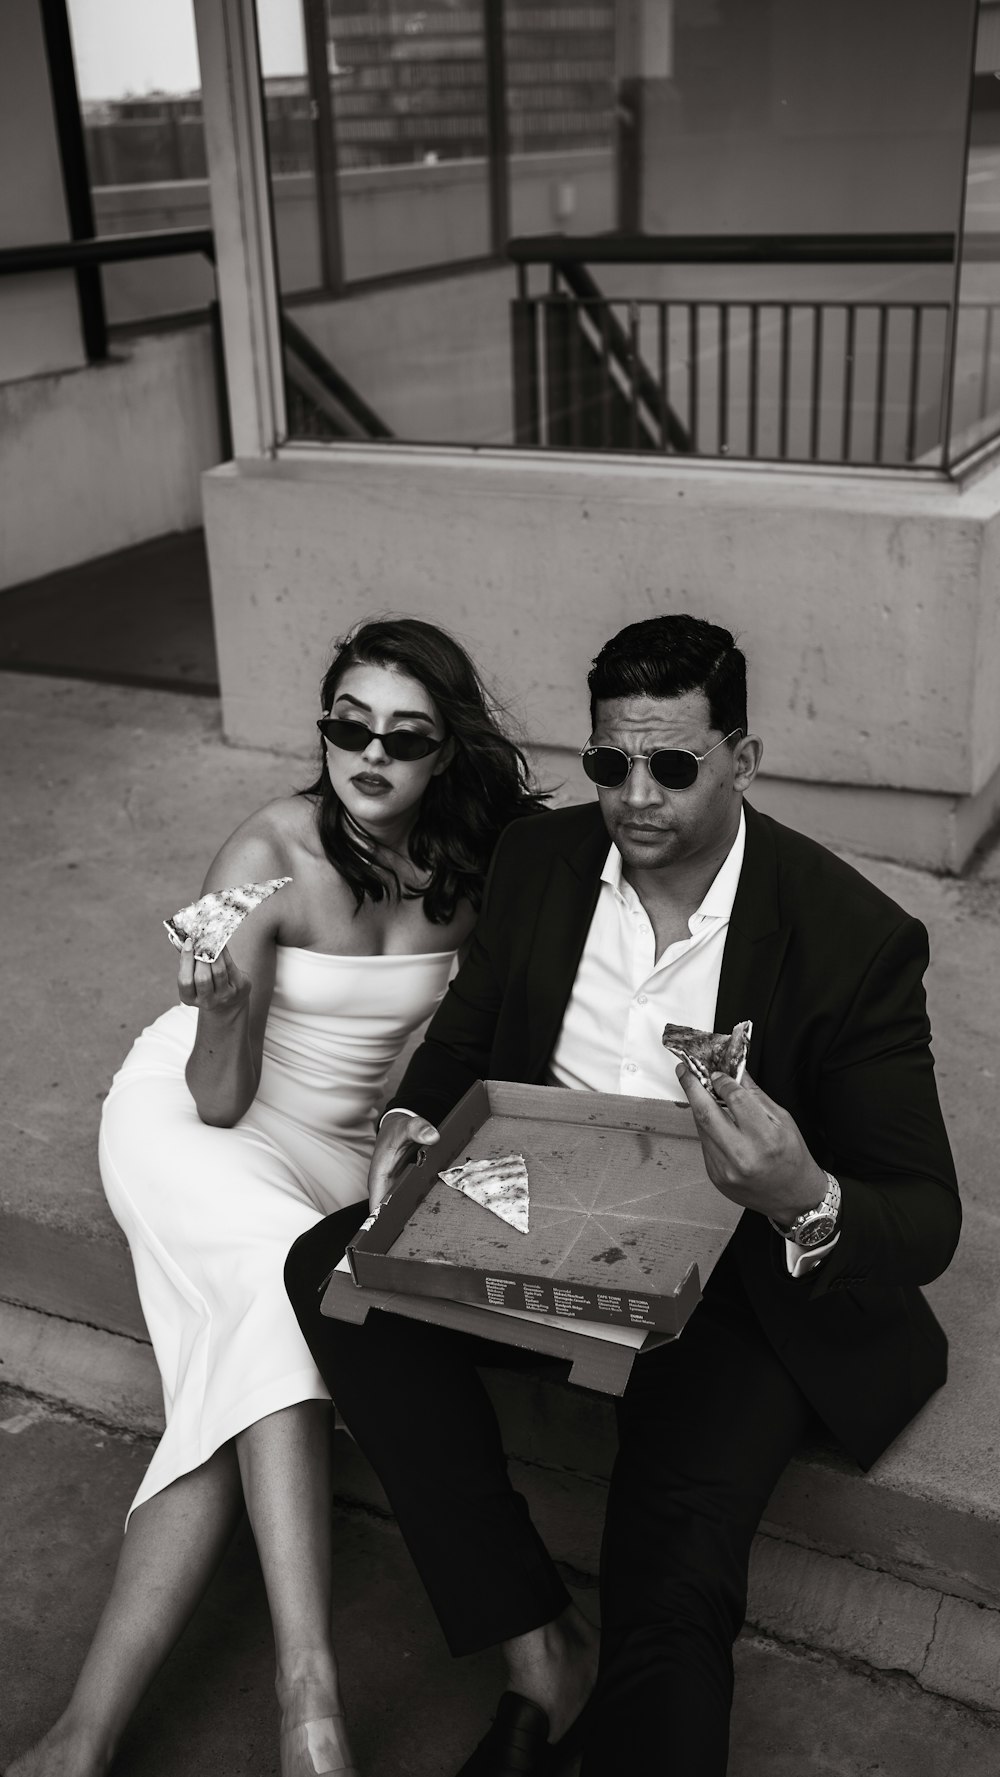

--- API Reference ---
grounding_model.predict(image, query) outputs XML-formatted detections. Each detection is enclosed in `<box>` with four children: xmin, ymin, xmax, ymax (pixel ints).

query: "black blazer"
<box><xmin>394</xmin><ymin>801</ymin><xmax>961</xmax><ymax>1469</ymax></box>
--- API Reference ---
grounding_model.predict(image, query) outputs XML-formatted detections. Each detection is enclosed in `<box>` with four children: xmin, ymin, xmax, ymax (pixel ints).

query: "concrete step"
<box><xmin>3</xmin><ymin>1284</ymin><xmax>999</xmax><ymax>1721</ymax></box>
<box><xmin>4</xmin><ymin>1381</ymin><xmax>999</xmax><ymax>1777</ymax></box>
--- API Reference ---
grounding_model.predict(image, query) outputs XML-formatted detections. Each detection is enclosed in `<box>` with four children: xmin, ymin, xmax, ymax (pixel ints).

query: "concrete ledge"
<box><xmin>0</xmin><ymin>1301</ymin><xmax>162</xmax><ymax>1436</ymax></box>
<box><xmin>7</xmin><ymin>1278</ymin><xmax>997</xmax><ymax>1714</ymax></box>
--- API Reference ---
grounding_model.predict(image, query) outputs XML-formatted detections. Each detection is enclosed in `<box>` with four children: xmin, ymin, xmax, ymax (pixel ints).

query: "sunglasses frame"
<box><xmin>580</xmin><ymin>727</ymin><xmax>744</xmax><ymax>790</ymax></box>
<box><xmin>317</xmin><ymin>714</ymin><xmax>447</xmax><ymax>762</ymax></box>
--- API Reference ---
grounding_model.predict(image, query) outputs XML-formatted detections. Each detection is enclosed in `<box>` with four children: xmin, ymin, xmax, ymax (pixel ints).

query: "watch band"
<box><xmin>770</xmin><ymin>1172</ymin><xmax>842</xmax><ymax>1249</ymax></box>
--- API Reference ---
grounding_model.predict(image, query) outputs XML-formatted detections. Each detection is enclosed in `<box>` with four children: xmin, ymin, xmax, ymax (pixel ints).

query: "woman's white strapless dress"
<box><xmin>99</xmin><ymin>945</ymin><xmax>455</xmax><ymax>1518</ymax></box>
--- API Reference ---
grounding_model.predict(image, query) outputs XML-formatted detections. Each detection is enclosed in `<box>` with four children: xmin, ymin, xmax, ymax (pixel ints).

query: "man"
<box><xmin>286</xmin><ymin>615</ymin><xmax>959</xmax><ymax>1777</ymax></box>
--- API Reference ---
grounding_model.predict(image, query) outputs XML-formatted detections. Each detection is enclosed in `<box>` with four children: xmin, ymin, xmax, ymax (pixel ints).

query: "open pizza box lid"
<box><xmin>320</xmin><ymin>1080</ymin><xmax>742</xmax><ymax>1396</ymax></box>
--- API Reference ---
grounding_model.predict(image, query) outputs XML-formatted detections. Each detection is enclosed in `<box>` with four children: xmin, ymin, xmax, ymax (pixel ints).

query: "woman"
<box><xmin>10</xmin><ymin>618</ymin><xmax>545</xmax><ymax>1777</ymax></box>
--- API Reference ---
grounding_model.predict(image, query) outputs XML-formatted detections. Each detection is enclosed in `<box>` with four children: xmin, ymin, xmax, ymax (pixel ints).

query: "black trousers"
<box><xmin>286</xmin><ymin>1209</ymin><xmax>815</xmax><ymax>1777</ymax></box>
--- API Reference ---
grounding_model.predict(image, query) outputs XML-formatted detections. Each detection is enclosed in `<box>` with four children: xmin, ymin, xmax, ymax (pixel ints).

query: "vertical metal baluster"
<box><xmin>905</xmin><ymin>305</ymin><xmax>923</xmax><ymax>464</ymax></box>
<box><xmin>980</xmin><ymin>306</ymin><xmax>995</xmax><ymax>424</ymax></box>
<box><xmin>778</xmin><ymin>304</ymin><xmax>791</xmax><ymax>460</ymax></box>
<box><xmin>689</xmin><ymin>305</ymin><xmax>699</xmax><ymax>454</ymax></box>
<box><xmin>718</xmin><ymin>303</ymin><xmax>729</xmax><ymax>455</ymax></box>
<box><xmin>600</xmin><ymin>303</ymin><xmax>612</xmax><ymax>448</ymax></box>
<box><xmin>842</xmin><ymin>305</ymin><xmax>856</xmax><ymax>463</ymax></box>
<box><xmin>810</xmin><ymin>304</ymin><xmax>823</xmax><ymax>461</ymax></box>
<box><xmin>873</xmin><ymin>305</ymin><xmax>889</xmax><ymax>463</ymax></box>
<box><xmin>629</xmin><ymin>301</ymin><xmax>640</xmax><ymax>449</ymax></box>
<box><xmin>659</xmin><ymin>302</ymin><xmax>669</xmax><ymax>453</ymax></box>
<box><xmin>568</xmin><ymin>295</ymin><xmax>581</xmax><ymax>449</ymax></box>
<box><xmin>749</xmin><ymin>303</ymin><xmax>760</xmax><ymax>458</ymax></box>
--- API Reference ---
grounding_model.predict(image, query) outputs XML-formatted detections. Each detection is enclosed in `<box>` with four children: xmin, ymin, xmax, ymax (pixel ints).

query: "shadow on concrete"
<box><xmin>0</xmin><ymin>531</ymin><xmax>218</xmax><ymax>695</ymax></box>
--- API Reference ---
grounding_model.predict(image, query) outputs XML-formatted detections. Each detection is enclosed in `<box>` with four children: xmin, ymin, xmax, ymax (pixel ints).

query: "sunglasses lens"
<box><xmin>384</xmin><ymin>730</ymin><xmax>438</xmax><ymax>761</ymax></box>
<box><xmin>582</xmin><ymin>747</ymin><xmax>630</xmax><ymax>788</ymax></box>
<box><xmin>319</xmin><ymin>718</ymin><xmax>369</xmax><ymax>752</ymax></box>
<box><xmin>649</xmin><ymin>751</ymin><xmax>699</xmax><ymax>789</ymax></box>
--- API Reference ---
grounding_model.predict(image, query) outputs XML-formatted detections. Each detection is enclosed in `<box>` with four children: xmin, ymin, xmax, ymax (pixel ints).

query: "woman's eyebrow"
<box><xmin>333</xmin><ymin>692</ymin><xmax>433</xmax><ymax>723</ymax></box>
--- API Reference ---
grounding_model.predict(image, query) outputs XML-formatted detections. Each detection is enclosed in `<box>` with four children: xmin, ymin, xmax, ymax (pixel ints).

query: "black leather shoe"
<box><xmin>454</xmin><ymin>1691</ymin><xmax>552</xmax><ymax>1776</ymax></box>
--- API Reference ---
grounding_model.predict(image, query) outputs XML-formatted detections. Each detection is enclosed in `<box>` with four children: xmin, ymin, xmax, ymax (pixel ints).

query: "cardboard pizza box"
<box><xmin>319</xmin><ymin>1082</ymin><xmax>742</xmax><ymax>1390</ymax></box>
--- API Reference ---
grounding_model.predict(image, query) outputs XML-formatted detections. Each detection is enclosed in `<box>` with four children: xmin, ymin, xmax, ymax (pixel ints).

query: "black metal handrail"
<box><xmin>0</xmin><ymin>228</ymin><xmax>216</xmax><ymax>277</ymax></box>
<box><xmin>508</xmin><ymin>232</ymin><xmax>956</xmax><ymax>269</ymax></box>
<box><xmin>0</xmin><ymin>227</ymin><xmax>394</xmax><ymax>449</ymax></box>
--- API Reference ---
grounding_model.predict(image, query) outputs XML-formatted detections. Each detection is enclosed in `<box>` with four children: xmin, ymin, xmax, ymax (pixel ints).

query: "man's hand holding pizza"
<box><xmin>677</xmin><ymin>1065</ymin><xmax>829</xmax><ymax>1227</ymax></box>
<box><xmin>369</xmin><ymin>1109</ymin><xmax>440</xmax><ymax>1214</ymax></box>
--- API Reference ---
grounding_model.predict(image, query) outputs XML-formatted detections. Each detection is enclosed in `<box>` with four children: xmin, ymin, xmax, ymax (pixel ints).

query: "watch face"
<box><xmin>798</xmin><ymin>1216</ymin><xmax>838</xmax><ymax>1248</ymax></box>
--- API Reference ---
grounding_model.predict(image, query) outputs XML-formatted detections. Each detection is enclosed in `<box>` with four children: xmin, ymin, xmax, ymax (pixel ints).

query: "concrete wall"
<box><xmin>0</xmin><ymin>328</ymin><xmax>221</xmax><ymax>591</ymax></box>
<box><xmin>0</xmin><ymin>0</ymin><xmax>85</xmax><ymax>382</ymax></box>
<box><xmin>201</xmin><ymin>448</ymin><xmax>1000</xmax><ymax>873</ymax></box>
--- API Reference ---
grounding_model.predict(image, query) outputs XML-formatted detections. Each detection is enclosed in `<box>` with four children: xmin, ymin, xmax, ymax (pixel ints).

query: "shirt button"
<box><xmin>636</xmin><ymin>993</ymin><xmax>647</xmax><ymax>1005</ymax></box>
<box><xmin>623</xmin><ymin>1061</ymin><xmax>638</xmax><ymax>1073</ymax></box>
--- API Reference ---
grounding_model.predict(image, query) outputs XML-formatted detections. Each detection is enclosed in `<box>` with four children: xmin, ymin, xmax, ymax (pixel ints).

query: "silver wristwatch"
<box><xmin>771</xmin><ymin>1172</ymin><xmax>842</xmax><ymax>1249</ymax></box>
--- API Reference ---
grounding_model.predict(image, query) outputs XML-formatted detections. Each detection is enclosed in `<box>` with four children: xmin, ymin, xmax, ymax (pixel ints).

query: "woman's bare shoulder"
<box><xmin>200</xmin><ymin>795</ymin><xmax>319</xmax><ymax>892</ymax></box>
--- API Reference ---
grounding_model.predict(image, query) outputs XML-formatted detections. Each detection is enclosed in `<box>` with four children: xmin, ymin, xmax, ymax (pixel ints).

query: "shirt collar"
<box><xmin>601</xmin><ymin>806</ymin><xmax>747</xmax><ymax>927</ymax></box>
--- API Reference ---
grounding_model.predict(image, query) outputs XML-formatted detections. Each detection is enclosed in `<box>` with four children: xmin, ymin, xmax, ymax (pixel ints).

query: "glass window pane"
<box><xmin>269</xmin><ymin>0</ymin><xmax>977</xmax><ymax>467</ymax></box>
<box><xmin>66</xmin><ymin>0</ymin><xmax>214</xmax><ymax>324</ymax></box>
<box><xmin>330</xmin><ymin>1</ymin><xmax>492</xmax><ymax>281</ymax></box>
<box><xmin>504</xmin><ymin>1</ymin><xmax>617</xmax><ymax>239</ymax></box>
<box><xmin>258</xmin><ymin>0</ymin><xmax>323</xmax><ymax>295</ymax></box>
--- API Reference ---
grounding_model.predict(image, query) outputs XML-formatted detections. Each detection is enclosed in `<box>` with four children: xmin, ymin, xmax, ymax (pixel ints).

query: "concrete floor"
<box><xmin>3</xmin><ymin>1385</ymin><xmax>999</xmax><ymax>1777</ymax></box>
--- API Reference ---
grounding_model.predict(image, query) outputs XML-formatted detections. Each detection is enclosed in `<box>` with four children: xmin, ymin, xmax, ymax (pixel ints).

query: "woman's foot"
<box><xmin>5</xmin><ymin>1719</ymin><xmax>112</xmax><ymax>1777</ymax></box>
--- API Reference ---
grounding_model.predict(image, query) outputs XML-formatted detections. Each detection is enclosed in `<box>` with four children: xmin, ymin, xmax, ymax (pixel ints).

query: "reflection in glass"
<box><xmin>267</xmin><ymin>0</ymin><xmax>984</xmax><ymax>470</ymax></box>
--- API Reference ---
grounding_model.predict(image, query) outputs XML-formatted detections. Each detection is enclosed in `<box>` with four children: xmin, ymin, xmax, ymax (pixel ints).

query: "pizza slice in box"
<box><xmin>164</xmin><ymin>878</ymin><xmax>292</xmax><ymax>964</ymax></box>
<box><xmin>661</xmin><ymin>1019</ymin><xmax>753</xmax><ymax>1093</ymax></box>
<box><xmin>439</xmin><ymin>1153</ymin><xmax>530</xmax><ymax>1235</ymax></box>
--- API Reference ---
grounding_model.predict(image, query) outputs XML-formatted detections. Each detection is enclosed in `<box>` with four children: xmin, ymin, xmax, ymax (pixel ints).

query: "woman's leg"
<box><xmin>235</xmin><ymin>1401</ymin><xmax>357</xmax><ymax>1776</ymax></box>
<box><xmin>7</xmin><ymin>1443</ymin><xmax>244</xmax><ymax>1777</ymax></box>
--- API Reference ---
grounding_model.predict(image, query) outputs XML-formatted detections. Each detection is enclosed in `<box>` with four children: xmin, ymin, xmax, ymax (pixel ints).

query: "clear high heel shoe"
<box><xmin>279</xmin><ymin>1712</ymin><xmax>358</xmax><ymax>1776</ymax></box>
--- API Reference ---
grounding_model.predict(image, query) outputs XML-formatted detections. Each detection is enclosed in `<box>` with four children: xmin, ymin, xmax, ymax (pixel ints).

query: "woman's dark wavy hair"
<box><xmin>300</xmin><ymin>617</ymin><xmax>547</xmax><ymax>924</ymax></box>
<box><xmin>587</xmin><ymin>614</ymin><xmax>747</xmax><ymax>738</ymax></box>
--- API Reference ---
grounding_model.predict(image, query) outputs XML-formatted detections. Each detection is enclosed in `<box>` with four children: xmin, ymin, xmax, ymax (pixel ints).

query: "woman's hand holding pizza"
<box><xmin>177</xmin><ymin>937</ymin><xmax>251</xmax><ymax>1017</ymax></box>
<box><xmin>676</xmin><ymin>1064</ymin><xmax>828</xmax><ymax>1226</ymax></box>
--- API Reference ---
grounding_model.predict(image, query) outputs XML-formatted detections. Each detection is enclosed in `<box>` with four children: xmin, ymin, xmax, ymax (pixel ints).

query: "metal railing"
<box><xmin>0</xmin><ymin>229</ymin><xmax>392</xmax><ymax>451</ymax></box>
<box><xmin>509</xmin><ymin>233</ymin><xmax>981</xmax><ymax>469</ymax></box>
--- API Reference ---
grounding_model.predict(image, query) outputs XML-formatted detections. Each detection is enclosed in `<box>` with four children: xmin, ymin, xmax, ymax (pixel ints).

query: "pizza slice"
<box><xmin>661</xmin><ymin>1019</ymin><xmax>753</xmax><ymax>1092</ymax></box>
<box><xmin>439</xmin><ymin>1153</ymin><xmax>530</xmax><ymax>1235</ymax></box>
<box><xmin>163</xmin><ymin>877</ymin><xmax>292</xmax><ymax>964</ymax></box>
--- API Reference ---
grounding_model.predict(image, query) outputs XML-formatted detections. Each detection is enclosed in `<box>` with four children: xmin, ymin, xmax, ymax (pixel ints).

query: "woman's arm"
<box><xmin>182</xmin><ymin>820</ymin><xmax>288</xmax><ymax>1127</ymax></box>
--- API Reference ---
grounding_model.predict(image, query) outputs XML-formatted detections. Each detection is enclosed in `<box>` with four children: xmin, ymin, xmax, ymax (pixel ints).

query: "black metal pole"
<box><xmin>303</xmin><ymin>0</ymin><xmax>345</xmax><ymax>294</ymax></box>
<box><xmin>484</xmin><ymin>0</ymin><xmax>510</xmax><ymax>259</ymax></box>
<box><xmin>39</xmin><ymin>0</ymin><xmax>108</xmax><ymax>362</ymax></box>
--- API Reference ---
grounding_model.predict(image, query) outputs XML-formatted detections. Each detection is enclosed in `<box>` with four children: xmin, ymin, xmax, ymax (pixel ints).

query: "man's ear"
<box><xmin>733</xmin><ymin>733</ymin><xmax>763</xmax><ymax>792</ymax></box>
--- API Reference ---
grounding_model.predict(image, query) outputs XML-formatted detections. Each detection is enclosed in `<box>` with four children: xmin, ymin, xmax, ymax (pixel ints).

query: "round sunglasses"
<box><xmin>581</xmin><ymin>728</ymin><xmax>744</xmax><ymax>790</ymax></box>
<box><xmin>317</xmin><ymin>715</ymin><xmax>446</xmax><ymax>762</ymax></box>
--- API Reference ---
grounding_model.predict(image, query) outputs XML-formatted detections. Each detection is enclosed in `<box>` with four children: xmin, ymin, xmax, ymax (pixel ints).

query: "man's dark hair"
<box><xmin>587</xmin><ymin>614</ymin><xmax>747</xmax><ymax>738</ymax></box>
